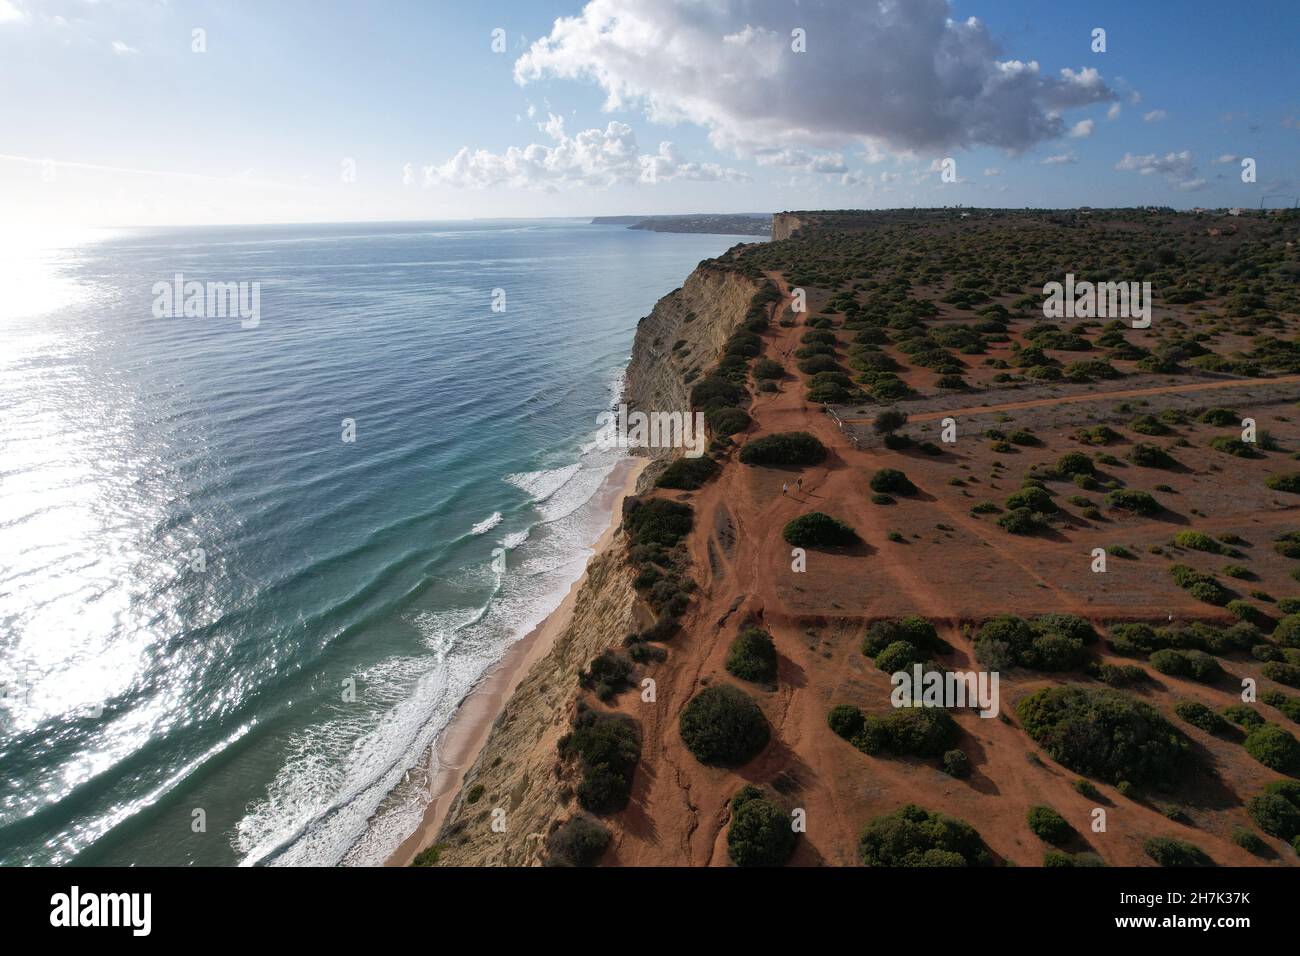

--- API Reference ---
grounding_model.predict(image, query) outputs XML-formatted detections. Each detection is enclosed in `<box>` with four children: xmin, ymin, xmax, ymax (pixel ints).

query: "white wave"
<box><xmin>469</xmin><ymin>511</ymin><xmax>502</xmax><ymax>535</ymax></box>
<box><xmin>501</xmin><ymin>530</ymin><xmax>529</xmax><ymax>550</ymax></box>
<box><xmin>504</xmin><ymin>462</ymin><xmax>580</xmax><ymax>502</ymax></box>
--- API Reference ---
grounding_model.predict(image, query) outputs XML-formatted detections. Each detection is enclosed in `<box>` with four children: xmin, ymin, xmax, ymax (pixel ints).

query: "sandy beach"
<box><xmin>386</xmin><ymin>454</ymin><xmax>647</xmax><ymax>866</ymax></box>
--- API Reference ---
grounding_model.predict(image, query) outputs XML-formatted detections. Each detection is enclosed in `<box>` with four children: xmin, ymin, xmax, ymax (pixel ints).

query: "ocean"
<box><xmin>0</xmin><ymin>219</ymin><xmax>749</xmax><ymax>866</ymax></box>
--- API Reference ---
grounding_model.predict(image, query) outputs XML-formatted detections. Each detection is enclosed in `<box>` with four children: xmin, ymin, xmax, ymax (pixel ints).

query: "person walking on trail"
<box><xmin>781</xmin><ymin>482</ymin><xmax>788</xmax><ymax>496</ymax></box>
<box><xmin>796</xmin><ymin>476</ymin><xmax>803</xmax><ymax>492</ymax></box>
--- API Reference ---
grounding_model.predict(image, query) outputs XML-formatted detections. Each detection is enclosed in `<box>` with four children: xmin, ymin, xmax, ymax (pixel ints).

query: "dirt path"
<box><xmin>840</xmin><ymin>374</ymin><xmax>1300</xmax><ymax>425</ymax></box>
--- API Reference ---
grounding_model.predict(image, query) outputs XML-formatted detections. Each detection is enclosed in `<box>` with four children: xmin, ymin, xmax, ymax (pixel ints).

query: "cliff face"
<box><xmin>430</xmin><ymin>547</ymin><xmax>642</xmax><ymax>866</ymax></box>
<box><xmin>427</xmin><ymin>258</ymin><xmax>756</xmax><ymax>865</ymax></box>
<box><xmin>771</xmin><ymin>212</ymin><xmax>806</xmax><ymax>241</ymax></box>
<box><xmin>623</xmin><ymin>263</ymin><xmax>761</xmax><ymax>461</ymax></box>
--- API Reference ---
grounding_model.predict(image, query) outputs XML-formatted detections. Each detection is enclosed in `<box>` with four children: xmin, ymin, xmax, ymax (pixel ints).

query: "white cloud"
<box><xmin>1040</xmin><ymin>152</ymin><xmax>1076</xmax><ymax>165</ymax></box>
<box><xmin>983</xmin><ymin>167</ymin><xmax>1002</xmax><ymax>176</ymax></box>
<box><xmin>1106</xmin><ymin>102</ymin><xmax>1121</xmax><ymax>121</ymax></box>
<box><xmin>513</xmin><ymin>0</ymin><xmax>1115</xmax><ymax>157</ymax></box>
<box><xmin>1067</xmin><ymin>119</ymin><xmax>1094</xmax><ymax>138</ymax></box>
<box><xmin>1142</xmin><ymin>109</ymin><xmax>1167</xmax><ymax>123</ymax></box>
<box><xmin>1213</xmin><ymin>153</ymin><xmax>1238</xmax><ymax>164</ymax></box>
<box><xmin>1115</xmin><ymin>150</ymin><xmax>1202</xmax><ymax>190</ymax></box>
<box><xmin>430</xmin><ymin>117</ymin><xmax>748</xmax><ymax>190</ymax></box>
<box><xmin>753</xmin><ymin>147</ymin><xmax>846</xmax><ymax>174</ymax></box>
<box><xmin>111</xmin><ymin>40</ymin><xmax>138</xmax><ymax>56</ymax></box>
<box><xmin>0</xmin><ymin>0</ymin><xmax>26</xmax><ymax>25</ymax></box>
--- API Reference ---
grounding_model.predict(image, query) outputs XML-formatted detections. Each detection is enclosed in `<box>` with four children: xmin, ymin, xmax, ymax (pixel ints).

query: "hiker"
<box><xmin>797</xmin><ymin>477</ymin><xmax>803</xmax><ymax>492</ymax></box>
<box><xmin>781</xmin><ymin>482</ymin><xmax>788</xmax><ymax>496</ymax></box>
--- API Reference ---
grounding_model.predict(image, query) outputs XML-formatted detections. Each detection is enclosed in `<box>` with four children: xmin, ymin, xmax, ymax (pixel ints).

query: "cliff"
<box><xmin>424</xmin><ymin>257</ymin><xmax>759</xmax><ymax>866</ymax></box>
<box><xmin>624</xmin><ymin>263</ymin><xmax>762</xmax><ymax>464</ymax></box>
<box><xmin>770</xmin><ymin>212</ymin><xmax>807</xmax><ymax>241</ymax></box>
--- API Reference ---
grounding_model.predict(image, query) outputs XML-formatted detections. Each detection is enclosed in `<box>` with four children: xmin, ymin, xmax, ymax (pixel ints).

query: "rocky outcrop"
<box><xmin>771</xmin><ymin>212</ymin><xmax>807</xmax><ymax>241</ymax></box>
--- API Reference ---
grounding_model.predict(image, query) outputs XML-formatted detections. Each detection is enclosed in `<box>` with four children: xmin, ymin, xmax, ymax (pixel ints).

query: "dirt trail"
<box><xmin>841</xmin><ymin>374</ymin><xmax>1300</xmax><ymax>425</ymax></box>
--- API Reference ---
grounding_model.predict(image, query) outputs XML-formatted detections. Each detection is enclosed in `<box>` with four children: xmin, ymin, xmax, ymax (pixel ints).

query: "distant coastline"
<box><xmin>592</xmin><ymin>213</ymin><xmax>773</xmax><ymax>236</ymax></box>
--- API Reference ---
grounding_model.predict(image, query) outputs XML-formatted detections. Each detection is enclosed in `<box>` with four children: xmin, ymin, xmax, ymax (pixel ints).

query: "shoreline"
<box><xmin>385</xmin><ymin>454</ymin><xmax>647</xmax><ymax>867</ymax></box>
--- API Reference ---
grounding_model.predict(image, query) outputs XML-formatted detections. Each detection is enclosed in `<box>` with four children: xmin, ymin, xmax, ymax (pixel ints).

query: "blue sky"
<box><xmin>1</xmin><ymin>0</ymin><xmax>1297</xmax><ymax>227</ymax></box>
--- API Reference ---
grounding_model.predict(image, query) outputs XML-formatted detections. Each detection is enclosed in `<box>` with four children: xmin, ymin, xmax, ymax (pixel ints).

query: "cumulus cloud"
<box><xmin>1040</xmin><ymin>152</ymin><xmax>1077</xmax><ymax>166</ymax></box>
<box><xmin>429</xmin><ymin>115</ymin><xmax>748</xmax><ymax>190</ymax></box>
<box><xmin>513</xmin><ymin>0</ymin><xmax>1115</xmax><ymax>157</ymax></box>
<box><xmin>111</xmin><ymin>40</ymin><xmax>138</xmax><ymax>55</ymax></box>
<box><xmin>1213</xmin><ymin>153</ymin><xmax>1239</xmax><ymax>164</ymax></box>
<box><xmin>1106</xmin><ymin>102</ymin><xmax>1121</xmax><ymax>120</ymax></box>
<box><xmin>1115</xmin><ymin>150</ymin><xmax>1204</xmax><ymax>190</ymax></box>
<box><xmin>1142</xmin><ymin>109</ymin><xmax>1167</xmax><ymax>123</ymax></box>
<box><xmin>983</xmin><ymin>167</ymin><xmax>1002</xmax><ymax>176</ymax></box>
<box><xmin>1067</xmin><ymin>119</ymin><xmax>1094</xmax><ymax>138</ymax></box>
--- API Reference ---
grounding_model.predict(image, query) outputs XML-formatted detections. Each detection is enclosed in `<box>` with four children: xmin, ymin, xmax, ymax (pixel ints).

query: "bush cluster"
<box><xmin>738</xmin><ymin>431</ymin><xmax>828</xmax><ymax>466</ymax></box>
<box><xmin>973</xmin><ymin>613</ymin><xmax>1095</xmax><ymax>671</ymax></box>
<box><xmin>858</xmin><ymin>804</ymin><xmax>991</xmax><ymax>867</ymax></box>
<box><xmin>1016</xmin><ymin>684</ymin><xmax>1192</xmax><ymax>786</ymax></box>
<box><xmin>558</xmin><ymin>708</ymin><xmax>642</xmax><ymax>814</ymax></box>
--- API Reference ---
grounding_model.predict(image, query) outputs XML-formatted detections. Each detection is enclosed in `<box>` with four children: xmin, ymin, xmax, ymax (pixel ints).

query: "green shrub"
<box><xmin>558</xmin><ymin>710</ymin><xmax>641</xmax><ymax>814</ymax></box>
<box><xmin>726</xmin><ymin>627</ymin><xmax>778</xmax><ymax>684</ymax></box>
<box><xmin>1129</xmin><ymin>415</ymin><xmax>1171</xmax><ymax>436</ymax></box>
<box><xmin>1247</xmin><ymin>781</ymin><xmax>1300</xmax><ymax>840</ymax></box>
<box><xmin>973</xmin><ymin>614</ymin><xmax>1088</xmax><ymax>671</ymax></box>
<box><xmin>579</xmin><ymin>650</ymin><xmax>635</xmax><ymax>701</ymax></box>
<box><xmin>1005</xmin><ymin>486</ymin><xmax>1057</xmax><ymax>514</ymax></box>
<box><xmin>624</xmin><ymin>498</ymin><xmax>693</xmax><ymax>547</ymax></box>
<box><xmin>738</xmin><ymin>431</ymin><xmax>828</xmax><ymax>466</ymax></box>
<box><xmin>1265</xmin><ymin>473</ymin><xmax>1300</xmax><ymax>494</ymax></box>
<box><xmin>1173</xmin><ymin>530</ymin><xmax>1226</xmax><ymax>554</ymax></box>
<box><xmin>858</xmin><ymin>804</ymin><xmax>991</xmax><ymax>867</ymax></box>
<box><xmin>829</xmin><ymin>704</ymin><xmax>960</xmax><ymax>758</ymax></box>
<box><xmin>1262</xmin><ymin>661</ymin><xmax>1300</xmax><ymax>687</ymax></box>
<box><xmin>1243</xmin><ymin>723</ymin><xmax>1300</xmax><ymax>773</ymax></box>
<box><xmin>1275</xmin><ymin>614</ymin><xmax>1300</xmax><ymax>648</ymax></box>
<box><xmin>1173</xmin><ymin>700</ymin><xmax>1231</xmax><ymax>735</ymax></box>
<box><xmin>782</xmin><ymin>511</ymin><xmax>859</xmax><ymax>548</ymax></box>
<box><xmin>943</xmin><ymin>748</ymin><xmax>971</xmax><ymax>778</ymax></box>
<box><xmin>1057</xmin><ymin>451</ymin><xmax>1095</xmax><ymax>476</ymax></box>
<box><xmin>1199</xmin><ymin>407</ymin><xmax>1239</xmax><ymax>426</ymax></box>
<box><xmin>706</xmin><ymin>406</ymin><xmax>751</xmax><ymax>436</ymax></box>
<box><xmin>861</xmin><ymin>616</ymin><xmax>943</xmax><ymax>657</ymax></box>
<box><xmin>1105</xmin><ymin>489</ymin><xmax>1161</xmax><ymax>515</ymax></box>
<box><xmin>752</xmin><ymin>358</ymin><xmax>784</xmax><ymax>380</ymax></box>
<box><xmin>1027</xmin><ymin>805</ymin><xmax>1074</xmax><ymax>845</ymax></box>
<box><xmin>656</xmin><ymin>455</ymin><xmax>720</xmax><ymax>490</ymax></box>
<box><xmin>690</xmin><ymin>375</ymin><xmax>747</xmax><ymax>412</ymax></box>
<box><xmin>1128</xmin><ymin>443</ymin><xmax>1178</xmax><ymax>468</ymax></box>
<box><xmin>679</xmin><ymin>684</ymin><xmax>770</xmax><ymax>765</ymax></box>
<box><xmin>1149</xmin><ymin>648</ymin><xmax>1223</xmax><ymax>682</ymax></box>
<box><xmin>544</xmin><ymin>815</ymin><xmax>611</xmax><ymax>867</ymax></box>
<box><xmin>1231</xmin><ymin>827</ymin><xmax>1266</xmax><ymax>854</ymax></box>
<box><xmin>727</xmin><ymin>788</ymin><xmax>797</xmax><ymax>867</ymax></box>
<box><xmin>1223</xmin><ymin>703</ymin><xmax>1265</xmax><ymax>729</ymax></box>
<box><xmin>1144</xmin><ymin>837</ymin><xmax>1213</xmax><ymax>867</ymax></box>
<box><xmin>1016</xmin><ymin>685</ymin><xmax>1192</xmax><ymax>785</ymax></box>
<box><xmin>997</xmin><ymin>507</ymin><xmax>1042</xmax><ymax>534</ymax></box>
<box><xmin>870</xmin><ymin>468</ymin><xmax>916</xmax><ymax>495</ymax></box>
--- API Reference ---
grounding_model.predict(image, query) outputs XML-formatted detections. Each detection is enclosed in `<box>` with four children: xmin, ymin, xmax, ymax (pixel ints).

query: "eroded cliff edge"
<box><xmin>423</xmin><ymin>254</ymin><xmax>762</xmax><ymax>866</ymax></box>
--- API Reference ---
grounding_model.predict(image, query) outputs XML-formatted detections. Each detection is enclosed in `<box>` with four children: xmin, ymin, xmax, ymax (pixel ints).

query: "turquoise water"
<box><xmin>0</xmin><ymin>220</ymin><xmax>747</xmax><ymax>866</ymax></box>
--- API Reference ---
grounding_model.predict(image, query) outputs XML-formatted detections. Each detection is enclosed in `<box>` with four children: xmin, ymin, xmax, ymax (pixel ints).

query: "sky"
<box><xmin>1</xmin><ymin>0</ymin><xmax>1298</xmax><ymax>228</ymax></box>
